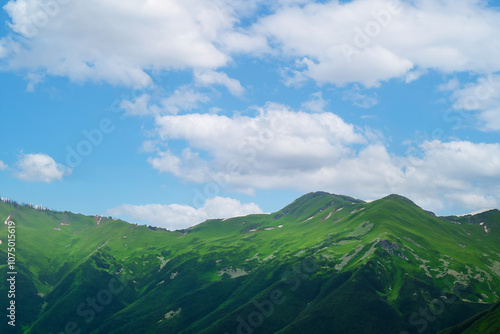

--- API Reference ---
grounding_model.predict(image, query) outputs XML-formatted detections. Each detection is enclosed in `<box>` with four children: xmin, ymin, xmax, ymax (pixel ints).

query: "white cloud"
<box><xmin>194</xmin><ymin>70</ymin><xmax>244</xmax><ymax>96</ymax></box>
<box><xmin>416</xmin><ymin>140</ymin><xmax>500</xmax><ymax>179</ymax></box>
<box><xmin>147</xmin><ymin>103</ymin><xmax>377</xmax><ymax>193</ymax></box>
<box><xmin>139</xmin><ymin>140</ymin><xmax>160</xmax><ymax>153</ymax></box>
<box><xmin>120</xmin><ymin>86</ymin><xmax>211</xmax><ymax>116</ymax></box>
<box><xmin>0</xmin><ymin>39</ymin><xmax>7</xmax><ymax>58</ymax></box>
<box><xmin>161</xmin><ymin>86</ymin><xmax>210</xmax><ymax>114</ymax></box>
<box><xmin>444</xmin><ymin>192</ymin><xmax>497</xmax><ymax>212</ymax></box>
<box><xmin>220</xmin><ymin>30</ymin><xmax>270</xmax><ymax>55</ymax></box>
<box><xmin>449</xmin><ymin>74</ymin><xmax>500</xmax><ymax>131</ymax></box>
<box><xmin>2</xmin><ymin>0</ymin><xmax>249</xmax><ymax>86</ymax></box>
<box><xmin>0</xmin><ymin>37</ymin><xmax>18</xmax><ymax>59</ymax></box>
<box><xmin>0</xmin><ymin>161</ymin><xmax>8</xmax><ymax>170</ymax></box>
<box><xmin>384</xmin><ymin>140</ymin><xmax>500</xmax><ymax>212</ymax></box>
<box><xmin>404</xmin><ymin>69</ymin><xmax>426</xmax><ymax>83</ymax></box>
<box><xmin>301</xmin><ymin>91</ymin><xmax>327</xmax><ymax>113</ymax></box>
<box><xmin>25</xmin><ymin>72</ymin><xmax>44</xmax><ymax>92</ymax></box>
<box><xmin>143</xmin><ymin>100</ymin><xmax>500</xmax><ymax>213</ymax></box>
<box><xmin>148</xmin><ymin>148</ymin><xmax>209</xmax><ymax>183</ymax></box>
<box><xmin>4</xmin><ymin>0</ymin><xmax>500</xmax><ymax>89</ymax></box>
<box><xmin>106</xmin><ymin>196</ymin><xmax>263</xmax><ymax>230</ymax></box>
<box><xmin>15</xmin><ymin>153</ymin><xmax>71</xmax><ymax>182</ymax></box>
<box><xmin>209</xmin><ymin>107</ymin><xmax>223</xmax><ymax>114</ymax></box>
<box><xmin>250</xmin><ymin>0</ymin><xmax>500</xmax><ymax>86</ymax></box>
<box><xmin>120</xmin><ymin>94</ymin><xmax>158</xmax><ymax>116</ymax></box>
<box><xmin>437</xmin><ymin>78</ymin><xmax>460</xmax><ymax>92</ymax></box>
<box><xmin>281</xmin><ymin>62</ymin><xmax>310</xmax><ymax>87</ymax></box>
<box><xmin>342</xmin><ymin>85</ymin><xmax>379</xmax><ymax>108</ymax></box>
<box><xmin>151</xmin><ymin>103</ymin><xmax>365</xmax><ymax>183</ymax></box>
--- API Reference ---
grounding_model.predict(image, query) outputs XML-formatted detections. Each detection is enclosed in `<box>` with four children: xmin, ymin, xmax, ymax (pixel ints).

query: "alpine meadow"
<box><xmin>1</xmin><ymin>192</ymin><xmax>499</xmax><ymax>333</ymax></box>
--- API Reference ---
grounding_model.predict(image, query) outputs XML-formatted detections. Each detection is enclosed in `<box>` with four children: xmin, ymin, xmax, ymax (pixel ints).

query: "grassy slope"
<box><xmin>0</xmin><ymin>192</ymin><xmax>499</xmax><ymax>333</ymax></box>
<box><xmin>438</xmin><ymin>302</ymin><xmax>500</xmax><ymax>334</ymax></box>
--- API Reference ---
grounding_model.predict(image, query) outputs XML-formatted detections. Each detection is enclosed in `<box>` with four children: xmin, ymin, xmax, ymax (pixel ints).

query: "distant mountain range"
<box><xmin>1</xmin><ymin>192</ymin><xmax>499</xmax><ymax>333</ymax></box>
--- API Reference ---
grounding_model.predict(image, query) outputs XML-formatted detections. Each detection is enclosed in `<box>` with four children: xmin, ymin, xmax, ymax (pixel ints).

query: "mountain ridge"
<box><xmin>4</xmin><ymin>192</ymin><xmax>498</xmax><ymax>230</ymax></box>
<box><xmin>1</xmin><ymin>192</ymin><xmax>499</xmax><ymax>333</ymax></box>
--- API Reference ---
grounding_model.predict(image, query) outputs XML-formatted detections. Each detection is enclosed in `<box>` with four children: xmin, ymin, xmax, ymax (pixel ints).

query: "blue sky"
<box><xmin>1</xmin><ymin>0</ymin><xmax>500</xmax><ymax>229</ymax></box>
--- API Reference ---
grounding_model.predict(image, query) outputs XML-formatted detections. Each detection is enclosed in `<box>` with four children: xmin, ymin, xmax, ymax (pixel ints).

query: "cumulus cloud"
<box><xmin>15</xmin><ymin>153</ymin><xmax>71</xmax><ymax>182</ymax></box>
<box><xmin>106</xmin><ymin>196</ymin><xmax>263</xmax><ymax>230</ymax></box>
<box><xmin>3</xmin><ymin>0</ymin><xmax>500</xmax><ymax>90</ymax></box>
<box><xmin>301</xmin><ymin>91</ymin><xmax>327</xmax><ymax>113</ymax></box>
<box><xmin>150</xmin><ymin>103</ymin><xmax>365</xmax><ymax>183</ymax></box>
<box><xmin>120</xmin><ymin>94</ymin><xmax>157</xmax><ymax>116</ymax></box>
<box><xmin>404</xmin><ymin>69</ymin><xmax>427</xmax><ymax>83</ymax></box>
<box><xmin>148</xmin><ymin>148</ymin><xmax>209</xmax><ymax>183</ymax></box>
<box><xmin>194</xmin><ymin>70</ymin><xmax>244</xmax><ymax>96</ymax></box>
<box><xmin>143</xmin><ymin>100</ymin><xmax>500</xmax><ymax>213</ymax></box>
<box><xmin>0</xmin><ymin>36</ymin><xmax>18</xmax><ymax>59</ymax></box>
<box><xmin>2</xmin><ymin>0</ymin><xmax>249</xmax><ymax>86</ymax></box>
<box><xmin>147</xmin><ymin>103</ymin><xmax>381</xmax><ymax>193</ymax></box>
<box><xmin>160</xmin><ymin>86</ymin><xmax>210</xmax><ymax>114</ymax></box>
<box><xmin>250</xmin><ymin>0</ymin><xmax>500</xmax><ymax>86</ymax></box>
<box><xmin>444</xmin><ymin>192</ymin><xmax>497</xmax><ymax>212</ymax></box>
<box><xmin>121</xmin><ymin>87</ymin><xmax>211</xmax><ymax>116</ymax></box>
<box><xmin>449</xmin><ymin>74</ymin><xmax>500</xmax><ymax>131</ymax></box>
<box><xmin>385</xmin><ymin>140</ymin><xmax>500</xmax><ymax>212</ymax></box>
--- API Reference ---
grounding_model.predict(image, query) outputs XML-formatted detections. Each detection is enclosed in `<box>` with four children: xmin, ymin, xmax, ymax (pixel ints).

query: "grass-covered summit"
<box><xmin>1</xmin><ymin>192</ymin><xmax>499</xmax><ymax>333</ymax></box>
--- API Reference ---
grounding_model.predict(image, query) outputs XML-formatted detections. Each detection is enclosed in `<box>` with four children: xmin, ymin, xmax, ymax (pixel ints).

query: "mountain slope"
<box><xmin>0</xmin><ymin>192</ymin><xmax>499</xmax><ymax>333</ymax></box>
<box><xmin>438</xmin><ymin>302</ymin><xmax>500</xmax><ymax>334</ymax></box>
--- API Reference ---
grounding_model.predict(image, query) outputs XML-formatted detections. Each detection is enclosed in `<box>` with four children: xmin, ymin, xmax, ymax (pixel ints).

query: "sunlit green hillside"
<box><xmin>1</xmin><ymin>192</ymin><xmax>499</xmax><ymax>333</ymax></box>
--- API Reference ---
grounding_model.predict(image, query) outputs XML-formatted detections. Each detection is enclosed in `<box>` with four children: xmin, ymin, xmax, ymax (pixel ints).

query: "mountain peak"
<box><xmin>275</xmin><ymin>191</ymin><xmax>364</xmax><ymax>220</ymax></box>
<box><xmin>382</xmin><ymin>193</ymin><xmax>413</xmax><ymax>202</ymax></box>
<box><xmin>378</xmin><ymin>194</ymin><xmax>423</xmax><ymax>209</ymax></box>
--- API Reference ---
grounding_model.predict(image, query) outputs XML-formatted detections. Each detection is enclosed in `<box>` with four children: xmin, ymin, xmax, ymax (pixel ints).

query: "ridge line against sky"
<box><xmin>1</xmin><ymin>0</ymin><xmax>500</xmax><ymax>229</ymax></box>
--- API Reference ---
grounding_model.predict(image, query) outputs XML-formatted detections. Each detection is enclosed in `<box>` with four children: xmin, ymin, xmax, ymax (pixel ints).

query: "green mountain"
<box><xmin>1</xmin><ymin>192</ymin><xmax>499</xmax><ymax>333</ymax></box>
<box><xmin>438</xmin><ymin>302</ymin><xmax>500</xmax><ymax>334</ymax></box>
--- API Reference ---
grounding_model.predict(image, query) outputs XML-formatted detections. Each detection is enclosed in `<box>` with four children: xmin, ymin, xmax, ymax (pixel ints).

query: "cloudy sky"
<box><xmin>1</xmin><ymin>0</ymin><xmax>500</xmax><ymax>229</ymax></box>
